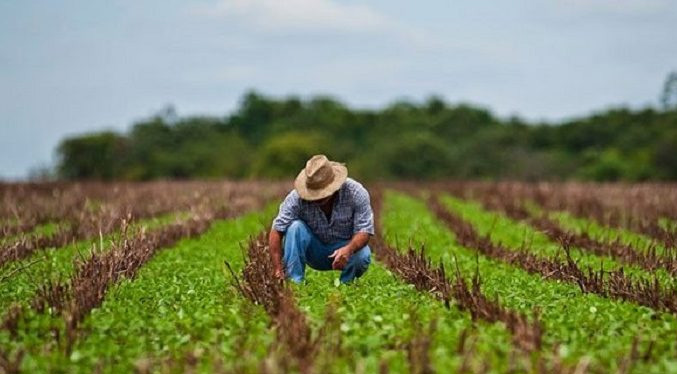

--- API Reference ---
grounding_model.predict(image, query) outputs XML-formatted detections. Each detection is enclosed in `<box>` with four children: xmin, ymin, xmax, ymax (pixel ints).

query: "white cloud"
<box><xmin>194</xmin><ymin>0</ymin><xmax>392</xmax><ymax>33</ymax></box>
<box><xmin>190</xmin><ymin>0</ymin><xmax>440</xmax><ymax>50</ymax></box>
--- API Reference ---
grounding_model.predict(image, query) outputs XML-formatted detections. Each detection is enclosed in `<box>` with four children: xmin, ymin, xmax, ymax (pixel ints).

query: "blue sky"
<box><xmin>1</xmin><ymin>0</ymin><xmax>676</xmax><ymax>179</ymax></box>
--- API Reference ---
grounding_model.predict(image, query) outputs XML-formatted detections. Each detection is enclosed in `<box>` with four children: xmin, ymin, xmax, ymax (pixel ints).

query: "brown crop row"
<box><xmin>371</xmin><ymin>188</ymin><xmax>609</xmax><ymax>373</ymax></box>
<box><xmin>372</xmin><ymin>237</ymin><xmax>546</xmax><ymax>354</ymax></box>
<box><xmin>232</xmin><ymin>231</ymin><xmax>469</xmax><ymax>374</ymax></box>
<box><xmin>0</xmin><ymin>181</ymin><xmax>289</xmax><ymax>269</ymax></box>
<box><xmin>530</xmin><ymin>183</ymin><xmax>676</xmax><ymax>250</ymax></box>
<box><xmin>427</xmin><ymin>194</ymin><xmax>677</xmax><ymax>316</ymax></box>
<box><xmin>0</xmin><ymin>181</ymin><xmax>241</xmax><ymax>225</ymax></box>
<box><xmin>450</xmin><ymin>185</ymin><xmax>677</xmax><ymax>276</ymax></box>
<box><xmin>0</xmin><ymin>184</ymin><xmax>283</xmax><ymax>371</ymax></box>
<box><xmin>35</xmin><ymin>216</ymin><xmax>213</xmax><ymax>351</ymax></box>
<box><xmin>371</xmin><ymin>189</ymin><xmax>542</xmax><ymax>353</ymax></box>
<box><xmin>230</xmin><ymin>233</ymin><xmax>317</xmax><ymax>374</ymax></box>
<box><xmin>433</xmin><ymin>181</ymin><xmax>677</xmax><ymax>249</ymax></box>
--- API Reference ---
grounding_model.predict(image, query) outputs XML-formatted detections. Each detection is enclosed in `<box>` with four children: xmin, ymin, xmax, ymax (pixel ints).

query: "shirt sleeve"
<box><xmin>352</xmin><ymin>186</ymin><xmax>375</xmax><ymax>236</ymax></box>
<box><xmin>272</xmin><ymin>190</ymin><xmax>301</xmax><ymax>233</ymax></box>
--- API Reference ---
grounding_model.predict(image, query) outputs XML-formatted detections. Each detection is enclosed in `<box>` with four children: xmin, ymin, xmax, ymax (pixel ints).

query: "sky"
<box><xmin>1</xmin><ymin>0</ymin><xmax>676</xmax><ymax>180</ymax></box>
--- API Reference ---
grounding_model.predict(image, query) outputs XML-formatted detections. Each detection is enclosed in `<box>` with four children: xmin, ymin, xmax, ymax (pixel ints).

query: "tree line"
<box><xmin>55</xmin><ymin>91</ymin><xmax>677</xmax><ymax>181</ymax></box>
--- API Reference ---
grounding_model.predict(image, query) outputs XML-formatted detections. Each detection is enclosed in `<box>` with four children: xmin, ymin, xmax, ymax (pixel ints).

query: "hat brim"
<box><xmin>294</xmin><ymin>162</ymin><xmax>348</xmax><ymax>201</ymax></box>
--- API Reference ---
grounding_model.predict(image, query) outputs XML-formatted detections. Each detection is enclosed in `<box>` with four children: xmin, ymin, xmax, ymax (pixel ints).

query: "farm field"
<box><xmin>1</xmin><ymin>181</ymin><xmax>677</xmax><ymax>373</ymax></box>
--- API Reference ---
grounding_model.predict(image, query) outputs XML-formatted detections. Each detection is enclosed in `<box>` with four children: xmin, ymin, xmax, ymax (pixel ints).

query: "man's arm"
<box><xmin>328</xmin><ymin>232</ymin><xmax>370</xmax><ymax>270</ymax></box>
<box><xmin>344</xmin><ymin>232</ymin><xmax>370</xmax><ymax>254</ymax></box>
<box><xmin>269</xmin><ymin>228</ymin><xmax>285</xmax><ymax>279</ymax></box>
<box><xmin>269</xmin><ymin>190</ymin><xmax>301</xmax><ymax>279</ymax></box>
<box><xmin>329</xmin><ymin>182</ymin><xmax>375</xmax><ymax>269</ymax></box>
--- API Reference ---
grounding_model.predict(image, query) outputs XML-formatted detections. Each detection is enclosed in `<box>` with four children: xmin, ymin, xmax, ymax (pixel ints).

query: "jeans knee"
<box><xmin>355</xmin><ymin>246</ymin><xmax>371</xmax><ymax>268</ymax></box>
<box><xmin>287</xmin><ymin>220</ymin><xmax>308</xmax><ymax>236</ymax></box>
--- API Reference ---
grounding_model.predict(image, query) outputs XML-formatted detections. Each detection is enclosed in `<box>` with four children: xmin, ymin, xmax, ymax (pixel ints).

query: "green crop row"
<box><xmin>546</xmin><ymin>208</ymin><xmax>671</xmax><ymax>257</ymax></box>
<box><xmin>0</xmin><ymin>221</ymin><xmax>64</xmax><ymax>246</ymax></box>
<box><xmin>293</xmin><ymin>261</ymin><xmax>520</xmax><ymax>373</ymax></box>
<box><xmin>383</xmin><ymin>190</ymin><xmax>677</xmax><ymax>373</ymax></box>
<box><xmin>7</xmin><ymin>206</ymin><xmax>277</xmax><ymax>373</ymax></box>
<box><xmin>442</xmin><ymin>195</ymin><xmax>676</xmax><ymax>289</ymax></box>
<box><xmin>4</xmin><ymin>190</ymin><xmax>675</xmax><ymax>373</ymax></box>
<box><xmin>659</xmin><ymin>218</ymin><xmax>677</xmax><ymax>233</ymax></box>
<box><xmin>0</xmin><ymin>212</ymin><xmax>190</xmax><ymax>313</ymax></box>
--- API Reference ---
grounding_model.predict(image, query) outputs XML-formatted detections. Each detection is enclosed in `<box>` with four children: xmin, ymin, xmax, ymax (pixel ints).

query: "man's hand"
<box><xmin>329</xmin><ymin>246</ymin><xmax>353</xmax><ymax>270</ymax></box>
<box><xmin>269</xmin><ymin>229</ymin><xmax>285</xmax><ymax>281</ymax></box>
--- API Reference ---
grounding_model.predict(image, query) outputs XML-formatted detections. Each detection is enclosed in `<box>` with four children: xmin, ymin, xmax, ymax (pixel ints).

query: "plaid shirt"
<box><xmin>272</xmin><ymin>178</ymin><xmax>375</xmax><ymax>244</ymax></box>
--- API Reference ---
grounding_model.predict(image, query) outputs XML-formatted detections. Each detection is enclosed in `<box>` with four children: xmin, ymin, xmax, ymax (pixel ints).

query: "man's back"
<box><xmin>272</xmin><ymin>177</ymin><xmax>374</xmax><ymax>244</ymax></box>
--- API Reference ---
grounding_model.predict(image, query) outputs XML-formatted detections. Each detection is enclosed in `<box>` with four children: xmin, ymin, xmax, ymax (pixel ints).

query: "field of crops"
<box><xmin>1</xmin><ymin>181</ymin><xmax>677</xmax><ymax>373</ymax></box>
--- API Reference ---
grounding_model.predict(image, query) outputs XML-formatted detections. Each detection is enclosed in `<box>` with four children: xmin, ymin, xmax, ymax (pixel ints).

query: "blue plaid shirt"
<box><xmin>272</xmin><ymin>178</ymin><xmax>375</xmax><ymax>244</ymax></box>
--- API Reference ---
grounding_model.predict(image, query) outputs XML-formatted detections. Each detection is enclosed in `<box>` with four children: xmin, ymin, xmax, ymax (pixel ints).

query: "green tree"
<box><xmin>378</xmin><ymin>132</ymin><xmax>451</xmax><ymax>179</ymax></box>
<box><xmin>653</xmin><ymin>131</ymin><xmax>677</xmax><ymax>179</ymax></box>
<box><xmin>230</xmin><ymin>91</ymin><xmax>277</xmax><ymax>144</ymax></box>
<box><xmin>661</xmin><ymin>71</ymin><xmax>677</xmax><ymax>110</ymax></box>
<box><xmin>251</xmin><ymin>132</ymin><xmax>329</xmax><ymax>178</ymax></box>
<box><xmin>52</xmin><ymin>90</ymin><xmax>677</xmax><ymax>182</ymax></box>
<box><xmin>57</xmin><ymin>132</ymin><xmax>126</xmax><ymax>180</ymax></box>
<box><xmin>578</xmin><ymin>149</ymin><xmax>627</xmax><ymax>181</ymax></box>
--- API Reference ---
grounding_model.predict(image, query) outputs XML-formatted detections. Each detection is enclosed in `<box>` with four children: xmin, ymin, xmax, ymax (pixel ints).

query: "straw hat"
<box><xmin>294</xmin><ymin>155</ymin><xmax>348</xmax><ymax>201</ymax></box>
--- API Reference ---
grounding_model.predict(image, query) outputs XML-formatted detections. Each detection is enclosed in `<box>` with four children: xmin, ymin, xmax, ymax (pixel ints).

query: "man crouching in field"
<box><xmin>268</xmin><ymin>154</ymin><xmax>373</xmax><ymax>284</ymax></box>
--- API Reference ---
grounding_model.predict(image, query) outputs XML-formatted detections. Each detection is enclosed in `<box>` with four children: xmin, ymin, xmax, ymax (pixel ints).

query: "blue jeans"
<box><xmin>282</xmin><ymin>220</ymin><xmax>371</xmax><ymax>283</ymax></box>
